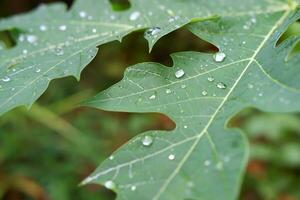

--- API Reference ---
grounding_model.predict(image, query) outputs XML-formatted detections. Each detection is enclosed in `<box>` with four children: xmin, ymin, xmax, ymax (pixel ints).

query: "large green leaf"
<box><xmin>0</xmin><ymin>0</ymin><xmax>285</xmax><ymax>115</ymax></box>
<box><xmin>83</xmin><ymin>2</ymin><xmax>300</xmax><ymax>200</ymax></box>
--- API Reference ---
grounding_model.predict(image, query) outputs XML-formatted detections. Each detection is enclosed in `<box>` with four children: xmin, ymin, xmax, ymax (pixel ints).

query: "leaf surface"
<box><xmin>0</xmin><ymin>0</ymin><xmax>285</xmax><ymax>115</ymax></box>
<box><xmin>83</xmin><ymin>2</ymin><xmax>300</xmax><ymax>199</ymax></box>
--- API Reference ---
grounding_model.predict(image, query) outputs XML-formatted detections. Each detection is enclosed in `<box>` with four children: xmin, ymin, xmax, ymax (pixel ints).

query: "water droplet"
<box><xmin>214</xmin><ymin>52</ymin><xmax>226</xmax><ymax>62</ymax></box>
<box><xmin>145</xmin><ymin>27</ymin><xmax>161</xmax><ymax>37</ymax></box>
<box><xmin>18</xmin><ymin>34</ymin><xmax>25</xmax><ymax>42</ymax></box>
<box><xmin>22</xmin><ymin>49</ymin><xmax>28</xmax><ymax>55</ymax></box>
<box><xmin>204</xmin><ymin>160</ymin><xmax>210</xmax><ymax>166</ymax></box>
<box><xmin>131</xmin><ymin>185</ymin><xmax>136</xmax><ymax>191</ymax></box>
<box><xmin>149</xmin><ymin>94</ymin><xmax>156</xmax><ymax>100</ymax></box>
<box><xmin>79</xmin><ymin>11</ymin><xmax>87</xmax><ymax>18</ymax></box>
<box><xmin>243</xmin><ymin>25</ymin><xmax>250</xmax><ymax>30</ymax></box>
<box><xmin>184</xmin><ymin>125</ymin><xmax>188</xmax><ymax>129</ymax></box>
<box><xmin>181</xmin><ymin>84</ymin><xmax>186</xmax><ymax>89</ymax></box>
<box><xmin>59</xmin><ymin>25</ymin><xmax>67</xmax><ymax>31</ymax></box>
<box><xmin>168</xmin><ymin>16</ymin><xmax>179</xmax><ymax>23</ymax></box>
<box><xmin>202</xmin><ymin>90</ymin><xmax>208</xmax><ymax>96</ymax></box>
<box><xmin>168</xmin><ymin>17</ymin><xmax>175</xmax><ymax>23</ymax></box>
<box><xmin>216</xmin><ymin>82</ymin><xmax>227</xmax><ymax>89</ymax></box>
<box><xmin>36</xmin><ymin>68</ymin><xmax>41</xmax><ymax>73</ymax></box>
<box><xmin>168</xmin><ymin>154</ymin><xmax>175</xmax><ymax>160</ymax></box>
<box><xmin>104</xmin><ymin>180</ymin><xmax>116</xmax><ymax>190</ymax></box>
<box><xmin>92</xmin><ymin>28</ymin><xmax>97</xmax><ymax>33</ymax></box>
<box><xmin>39</xmin><ymin>24</ymin><xmax>48</xmax><ymax>31</ymax></box>
<box><xmin>165</xmin><ymin>89</ymin><xmax>172</xmax><ymax>94</ymax></box>
<box><xmin>247</xmin><ymin>83</ymin><xmax>254</xmax><ymax>89</ymax></box>
<box><xmin>207</xmin><ymin>76</ymin><xmax>215</xmax><ymax>82</ymax></box>
<box><xmin>129</xmin><ymin>11</ymin><xmax>141</xmax><ymax>21</ymax></box>
<box><xmin>109</xmin><ymin>155</ymin><xmax>114</xmax><ymax>160</ymax></box>
<box><xmin>175</xmin><ymin>69</ymin><xmax>185</xmax><ymax>78</ymax></box>
<box><xmin>2</xmin><ymin>76</ymin><xmax>10</xmax><ymax>82</ymax></box>
<box><xmin>26</xmin><ymin>35</ymin><xmax>38</xmax><ymax>44</ymax></box>
<box><xmin>55</xmin><ymin>47</ymin><xmax>64</xmax><ymax>56</ymax></box>
<box><xmin>251</xmin><ymin>17</ymin><xmax>257</xmax><ymax>23</ymax></box>
<box><xmin>141</xmin><ymin>135</ymin><xmax>153</xmax><ymax>146</ymax></box>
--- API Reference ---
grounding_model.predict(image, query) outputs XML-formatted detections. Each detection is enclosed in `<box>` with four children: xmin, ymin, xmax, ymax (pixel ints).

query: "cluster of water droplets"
<box><xmin>144</xmin><ymin>27</ymin><xmax>161</xmax><ymax>39</ymax></box>
<box><xmin>142</xmin><ymin>50</ymin><xmax>228</xmax><ymax>109</ymax></box>
<box><xmin>243</xmin><ymin>15</ymin><xmax>257</xmax><ymax>30</ymax></box>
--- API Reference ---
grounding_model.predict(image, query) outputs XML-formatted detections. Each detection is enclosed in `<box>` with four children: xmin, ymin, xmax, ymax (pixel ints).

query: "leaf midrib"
<box><xmin>152</xmin><ymin>9</ymin><xmax>292</xmax><ymax>200</ymax></box>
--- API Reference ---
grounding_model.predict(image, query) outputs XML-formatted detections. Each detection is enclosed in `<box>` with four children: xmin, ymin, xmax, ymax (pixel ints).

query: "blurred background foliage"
<box><xmin>0</xmin><ymin>0</ymin><xmax>300</xmax><ymax>199</ymax></box>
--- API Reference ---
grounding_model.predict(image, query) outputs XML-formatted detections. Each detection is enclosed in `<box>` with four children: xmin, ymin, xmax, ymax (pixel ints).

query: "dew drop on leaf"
<box><xmin>131</xmin><ymin>185</ymin><xmax>136</xmax><ymax>191</ymax></box>
<box><xmin>216</xmin><ymin>82</ymin><xmax>227</xmax><ymax>89</ymax></box>
<box><xmin>2</xmin><ymin>76</ymin><xmax>11</xmax><ymax>82</ymax></box>
<box><xmin>59</xmin><ymin>25</ymin><xmax>67</xmax><ymax>31</ymax></box>
<box><xmin>129</xmin><ymin>11</ymin><xmax>141</xmax><ymax>21</ymax></box>
<box><xmin>251</xmin><ymin>17</ymin><xmax>257</xmax><ymax>23</ymax></box>
<box><xmin>26</xmin><ymin>35</ymin><xmax>38</xmax><ymax>44</ymax></box>
<box><xmin>79</xmin><ymin>11</ymin><xmax>87</xmax><ymax>18</ymax></box>
<box><xmin>175</xmin><ymin>69</ymin><xmax>185</xmax><ymax>78</ymax></box>
<box><xmin>243</xmin><ymin>25</ymin><xmax>250</xmax><ymax>30</ymax></box>
<box><xmin>213</xmin><ymin>52</ymin><xmax>226</xmax><ymax>62</ymax></box>
<box><xmin>36</xmin><ymin>68</ymin><xmax>41</xmax><ymax>73</ymax></box>
<box><xmin>204</xmin><ymin>160</ymin><xmax>211</xmax><ymax>166</ymax></box>
<box><xmin>55</xmin><ymin>47</ymin><xmax>64</xmax><ymax>56</ymax></box>
<box><xmin>104</xmin><ymin>180</ymin><xmax>116</xmax><ymax>190</ymax></box>
<box><xmin>149</xmin><ymin>94</ymin><xmax>156</xmax><ymax>100</ymax></box>
<box><xmin>247</xmin><ymin>83</ymin><xmax>254</xmax><ymax>89</ymax></box>
<box><xmin>22</xmin><ymin>49</ymin><xmax>28</xmax><ymax>55</ymax></box>
<box><xmin>168</xmin><ymin>154</ymin><xmax>175</xmax><ymax>160</ymax></box>
<box><xmin>202</xmin><ymin>90</ymin><xmax>208</xmax><ymax>96</ymax></box>
<box><xmin>18</xmin><ymin>34</ymin><xmax>25</xmax><ymax>42</ymax></box>
<box><xmin>207</xmin><ymin>76</ymin><xmax>215</xmax><ymax>82</ymax></box>
<box><xmin>166</xmin><ymin>89</ymin><xmax>172</xmax><ymax>94</ymax></box>
<box><xmin>145</xmin><ymin>27</ymin><xmax>161</xmax><ymax>37</ymax></box>
<box><xmin>39</xmin><ymin>24</ymin><xmax>47</xmax><ymax>31</ymax></box>
<box><xmin>141</xmin><ymin>135</ymin><xmax>153</xmax><ymax>146</ymax></box>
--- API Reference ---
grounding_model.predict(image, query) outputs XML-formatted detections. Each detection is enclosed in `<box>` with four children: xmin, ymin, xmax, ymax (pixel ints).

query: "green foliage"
<box><xmin>1</xmin><ymin>0</ymin><xmax>300</xmax><ymax>200</ymax></box>
<box><xmin>239</xmin><ymin>110</ymin><xmax>300</xmax><ymax>199</ymax></box>
<box><xmin>83</xmin><ymin>2</ymin><xmax>300</xmax><ymax>200</ymax></box>
<box><xmin>0</xmin><ymin>0</ymin><xmax>258</xmax><ymax>115</ymax></box>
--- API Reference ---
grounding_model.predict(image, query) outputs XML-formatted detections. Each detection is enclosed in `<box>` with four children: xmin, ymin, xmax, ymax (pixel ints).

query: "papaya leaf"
<box><xmin>0</xmin><ymin>0</ymin><xmax>285</xmax><ymax>115</ymax></box>
<box><xmin>83</xmin><ymin>2</ymin><xmax>300</xmax><ymax>200</ymax></box>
